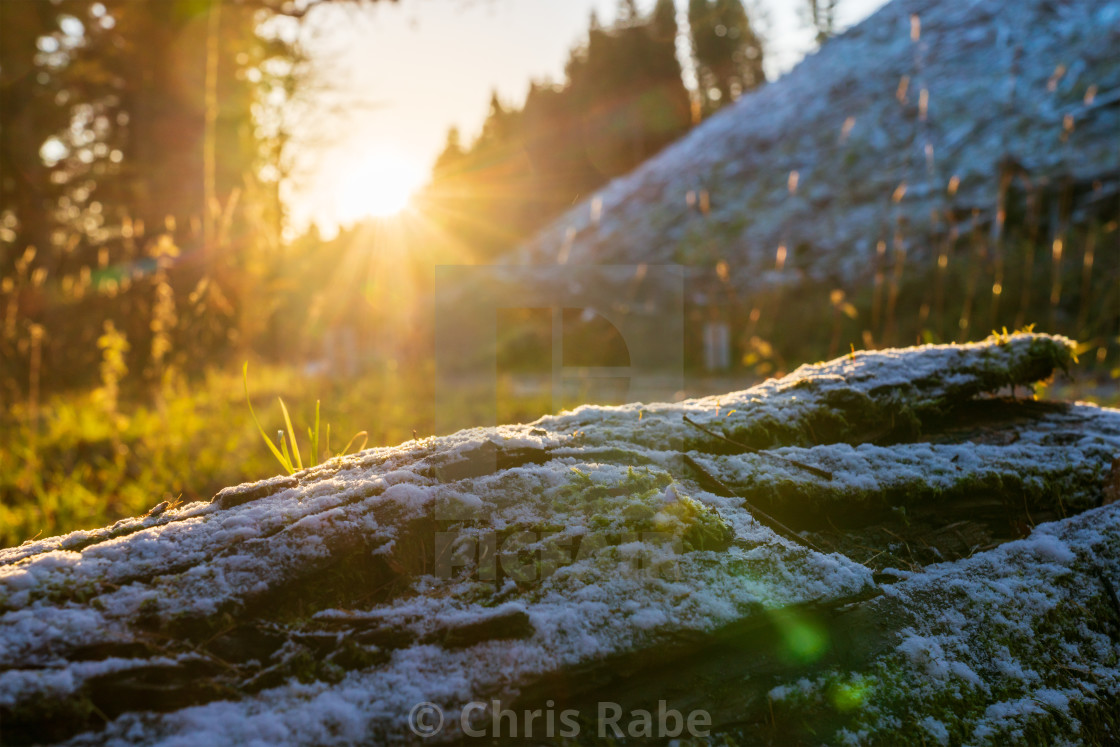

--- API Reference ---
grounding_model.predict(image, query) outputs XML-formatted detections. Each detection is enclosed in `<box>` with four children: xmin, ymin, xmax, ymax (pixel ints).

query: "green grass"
<box><xmin>0</xmin><ymin>361</ymin><xmax>557</xmax><ymax>549</ymax></box>
<box><xmin>243</xmin><ymin>363</ymin><xmax>376</xmax><ymax>476</ymax></box>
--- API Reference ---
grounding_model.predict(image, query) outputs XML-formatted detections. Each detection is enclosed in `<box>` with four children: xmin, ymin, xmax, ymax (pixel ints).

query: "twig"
<box><xmin>681</xmin><ymin>453</ymin><xmax>824</xmax><ymax>553</ymax></box>
<box><xmin>880</xmin><ymin>526</ymin><xmax>920</xmax><ymax>571</ymax></box>
<box><xmin>1022</xmin><ymin>492</ymin><xmax>1036</xmax><ymax>529</ymax></box>
<box><xmin>682</xmin><ymin>415</ymin><xmax>833</xmax><ymax>480</ymax></box>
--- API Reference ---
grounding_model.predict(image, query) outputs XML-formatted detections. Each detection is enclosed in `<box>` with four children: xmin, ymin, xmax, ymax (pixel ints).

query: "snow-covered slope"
<box><xmin>1</xmin><ymin>333</ymin><xmax>1118</xmax><ymax>744</ymax></box>
<box><xmin>519</xmin><ymin>0</ymin><xmax>1120</xmax><ymax>291</ymax></box>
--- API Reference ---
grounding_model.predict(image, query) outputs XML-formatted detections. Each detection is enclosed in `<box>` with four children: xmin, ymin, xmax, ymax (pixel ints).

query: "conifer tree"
<box><xmin>808</xmin><ymin>0</ymin><xmax>839</xmax><ymax>45</ymax></box>
<box><xmin>688</xmin><ymin>0</ymin><xmax>765</xmax><ymax>115</ymax></box>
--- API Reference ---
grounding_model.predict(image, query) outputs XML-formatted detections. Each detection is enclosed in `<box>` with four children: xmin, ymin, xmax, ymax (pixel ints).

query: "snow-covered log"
<box><xmin>2</xmin><ymin>333</ymin><xmax>1118</xmax><ymax>745</ymax></box>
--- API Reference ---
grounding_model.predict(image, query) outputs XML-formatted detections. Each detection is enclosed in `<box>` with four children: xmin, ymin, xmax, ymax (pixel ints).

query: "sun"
<box><xmin>335</xmin><ymin>147</ymin><xmax>426</xmax><ymax>223</ymax></box>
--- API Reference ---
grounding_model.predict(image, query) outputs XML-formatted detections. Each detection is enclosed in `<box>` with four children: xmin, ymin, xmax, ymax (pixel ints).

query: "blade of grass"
<box><xmin>277</xmin><ymin>396</ymin><xmax>302</xmax><ymax>471</ymax></box>
<box><xmin>311</xmin><ymin>400</ymin><xmax>320</xmax><ymax>467</ymax></box>
<box><xmin>340</xmin><ymin>430</ymin><xmax>368</xmax><ymax>457</ymax></box>
<box><xmin>244</xmin><ymin>362</ymin><xmax>293</xmax><ymax>474</ymax></box>
<box><xmin>279</xmin><ymin>430</ymin><xmax>293</xmax><ymax>472</ymax></box>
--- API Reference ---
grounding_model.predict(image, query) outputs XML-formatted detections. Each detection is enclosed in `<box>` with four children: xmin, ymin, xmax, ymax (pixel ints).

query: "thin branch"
<box><xmin>681</xmin><ymin>453</ymin><xmax>825</xmax><ymax>554</ymax></box>
<box><xmin>682</xmin><ymin>415</ymin><xmax>833</xmax><ymax>480</ymax></box>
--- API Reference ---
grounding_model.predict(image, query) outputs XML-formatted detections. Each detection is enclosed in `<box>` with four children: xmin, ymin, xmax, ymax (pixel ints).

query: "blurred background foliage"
<box><xmin>0</xmin><ymin>0</ymin><xmax>1115</xmax><ymax>547</ymax></box>
<box><xmin>1</xmin><ymin>0</ymin><xmax>767</xmax><ymax>397</ymax></box>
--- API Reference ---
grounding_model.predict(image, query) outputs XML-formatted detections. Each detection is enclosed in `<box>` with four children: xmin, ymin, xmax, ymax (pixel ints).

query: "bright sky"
<box><xmin>292</xmin><ymin>0</ymin><xmax>887</xmax><ymax>236</ymax></box>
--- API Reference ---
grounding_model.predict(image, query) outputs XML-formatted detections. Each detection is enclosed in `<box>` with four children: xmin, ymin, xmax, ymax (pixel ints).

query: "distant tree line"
<box><xmin>420</xmin><ymin>0</ymin><xmax>766</xmax><ymax>260</ymax></box>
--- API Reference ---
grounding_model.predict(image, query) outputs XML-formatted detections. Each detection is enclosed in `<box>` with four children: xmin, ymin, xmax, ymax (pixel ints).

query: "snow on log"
<box><xmin>1</xmin><ymin>333</ymin><xmax>1118</xmax><ymax>745</ymax></box>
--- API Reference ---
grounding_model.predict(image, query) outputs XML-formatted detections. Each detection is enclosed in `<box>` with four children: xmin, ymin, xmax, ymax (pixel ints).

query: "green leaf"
<box><xmin>311</xmin><ymin>400</ymin><xmax>320</xmax><ymax>467</ymax></box>
<box><xmin>277</xmin><ymin>396</ymin><xmax>302</xmax><ymax>471</ymax></box>
<box><xmin>340</xmin><ymin>430</ymin><xmax>368</xmax><ymax>457</ymax></box>
<box><xmin>244</xmin><ymin>362</ymin><xmax>293</xmax><ymax>475</ymax></box>
<box><xmin>279</xmin><ymin>430</ymin><xmax>293</xmax><ymax>471</ymax></box>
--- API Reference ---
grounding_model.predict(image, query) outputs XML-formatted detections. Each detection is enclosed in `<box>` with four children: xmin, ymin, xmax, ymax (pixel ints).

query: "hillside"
<box><xmin>519</xmin><ymin>0</ymin><xmax>1120</xmax><ymax>293</ymax></box>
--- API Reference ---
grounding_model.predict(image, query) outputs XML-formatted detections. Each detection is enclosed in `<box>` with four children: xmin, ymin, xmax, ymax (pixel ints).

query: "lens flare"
<box><xmin>335</xmin><ymin>148</ymin><xmax>425</xmax><ymax>223</ymax></box>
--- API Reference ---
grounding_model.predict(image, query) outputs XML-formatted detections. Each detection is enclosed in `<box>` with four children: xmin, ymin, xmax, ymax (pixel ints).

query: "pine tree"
<box><xmin>652</xmin><ymin>0</ymin><xmax>679</xmax><ymax>40</ymax></box>
<box><xmin>688</xmin><ymin>0</ymin><xmax>765</xmax><ymax>115</ymax></box>
<box><xmin>809</xmin><ymin>0</ymin><xmax>839</xmax><ymax>45</ymax></box>
<box><xmin>617</xmin><ymin>0</ymin><xmax>641</xmax><ymax>26</ymax></box>
<box><xmin>433</xmin><ymin>127</ymin><xmax>465</xmax><ymax>178</ymax></box>
<box><xmin>643</xmin><ymin>0</ymin><xmax>692</xmax><ymax>151</ymax></box>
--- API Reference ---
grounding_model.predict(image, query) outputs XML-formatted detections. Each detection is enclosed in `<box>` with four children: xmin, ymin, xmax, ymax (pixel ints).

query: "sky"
<box><xmin>292</xmin><ymin>0</ymin><xmax>888</xmax><ymax>236</ymax></box>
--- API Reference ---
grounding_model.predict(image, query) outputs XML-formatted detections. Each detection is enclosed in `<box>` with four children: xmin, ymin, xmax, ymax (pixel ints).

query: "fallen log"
<box><xmin>1</xmin><ymin>333</ymin><xmax>1117</xmax><ymax>745</ymax></box>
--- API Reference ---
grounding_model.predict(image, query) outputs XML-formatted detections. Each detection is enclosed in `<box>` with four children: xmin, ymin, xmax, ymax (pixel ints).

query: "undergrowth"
<box><xmin>0</xmin><ymin>363</ymin><xmax>554</xmax><ymax>548</ymax></box>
